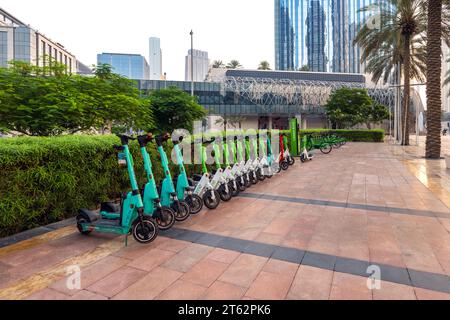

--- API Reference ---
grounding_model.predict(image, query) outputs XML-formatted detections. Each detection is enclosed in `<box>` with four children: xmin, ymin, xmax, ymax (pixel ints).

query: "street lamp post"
<box><xmin>190</xmin><ymin>30</ymin><xmax>194</xmax><ymax>97</ymax></box>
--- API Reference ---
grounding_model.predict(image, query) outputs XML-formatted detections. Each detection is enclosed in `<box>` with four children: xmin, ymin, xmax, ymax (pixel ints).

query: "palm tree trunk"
<box><xmin>425</xmin><ymin>0</ymin><xmax>443</xmax><ymax>159</ymax></box>
<box><xmin>402</xmin><ymin>34</ymin><xmax>412</xmax><ymax>146</ymax></box>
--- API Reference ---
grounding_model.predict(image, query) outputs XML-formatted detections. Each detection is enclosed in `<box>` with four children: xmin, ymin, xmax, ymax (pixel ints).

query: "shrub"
<box><xmin>0</xmin><ymin>135</ymin><xmax>172</xmax><ymax>237</ymax></box>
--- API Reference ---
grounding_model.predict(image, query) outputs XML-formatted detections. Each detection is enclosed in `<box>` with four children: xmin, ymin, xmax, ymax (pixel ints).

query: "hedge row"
<box><xmin>0</xmin><ymin>135</ymin><xmax>181</xmax><ymax>237</ymax></box>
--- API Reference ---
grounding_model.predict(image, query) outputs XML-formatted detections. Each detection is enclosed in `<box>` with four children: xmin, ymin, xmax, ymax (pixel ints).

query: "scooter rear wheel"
<box><xmin>203</xmin><ymin>190</ymin><xmax>221</xmax><ymax>210</ymax></box>
<box><xmin>320</xmin><ymin>145</ymin><xmax>333</xmax><ymax>154</ymax></box>
<box><xmin>187</xmin><ymin>194</ymin><xmax>203</xmax><ymax>215</ymax></box>
<box><xmin>237</xmin><ymin>178</ymin><xmax>246</xmax><ymax>192</ymax></box>
<box><xmin>257</xmin><ymin>168</ymin><xmax>266</xmax><ymax>181</ymax></box>
<box><xmin>229</xmin><ymin>181</ymin><xmax>240</xmax><ymax>197</ymax></box>
<box><xmin>300</xmin><ymin>154</ymin><xmax>307</xmax><ymax>163</ymax></box>
<box><xmin>172</xmin><ymin>201</ymin><xmax>191</xmax><ymax>222</ymax></box>
<box><xmin>132</xmin><ymin>217</ymin><xmax>158</xmax><ymax>244</ymax></box>
<box><xmin>155</xmin><ymin>207</ymin><xmax>176</xmax><ymax>231</ymax></box>
<box><xmin>219</xmin><ymin>183</ymin><xmax>233</xmax><ymax>202</ymax></box>
<box><xmin>76</xmin><ymin>217</ymin><xmax>92</xmax><ymax>235</ymax></box>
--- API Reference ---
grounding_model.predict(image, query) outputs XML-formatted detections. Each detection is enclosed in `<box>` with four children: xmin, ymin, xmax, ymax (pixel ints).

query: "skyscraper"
<box><xmin>149</xmin><ymin>37</ymin><xmax>162</xmax><ymax>80</ymax></box>
<box><xmin>97</xmin><ymin>53</ymin><xmax>150</xmax><ymax>80</ymax></box>
<box><xmin>185</xmin><ymin>49</ymin><xmax>210</xmax><ymax>82</ymax></box>
<box><xmin>306</xmin><ymin>1</ymin><xmax>327</xmax><ymax>71</ymax></box>
<box><xmin>274</xmin><ymin>0</ymin><xmax>380</xmax><ymax>73</ymax></box>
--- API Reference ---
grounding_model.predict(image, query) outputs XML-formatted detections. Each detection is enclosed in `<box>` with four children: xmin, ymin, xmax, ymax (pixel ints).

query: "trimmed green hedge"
<box><xmin>0</xmin><ymin>135</ymin><xmax>176</xmax><ymax>237</ymax></box>
<box><xmin>299</xmin><ymin>129</ymin><xmax>385</xmax><ymax>143</ymax></box>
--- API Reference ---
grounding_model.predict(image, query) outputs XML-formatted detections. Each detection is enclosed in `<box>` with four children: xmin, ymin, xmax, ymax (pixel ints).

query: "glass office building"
<box><xmin>275</xmin><ymin>0</ymin><xmax>380</xmax><ymax>73</ymax></box>
<box><xmin>97</xmin><ymin>53</ymin><xmax>150</xmax><ymax>80</ymax></box>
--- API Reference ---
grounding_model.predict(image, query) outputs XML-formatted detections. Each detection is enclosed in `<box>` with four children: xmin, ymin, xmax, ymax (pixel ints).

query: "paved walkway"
<box><xmin>0</xmin><ymin>142</ymin><xmax>449</xmax><ymax>300</ymax></box>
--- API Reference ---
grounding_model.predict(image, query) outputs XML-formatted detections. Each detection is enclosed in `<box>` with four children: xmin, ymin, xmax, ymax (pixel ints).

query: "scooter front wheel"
<box><xmin>186</xmin><ymin>194</ymin><xmax>203</xmax><ymax>215</ymax></box>
<box><xmin>155</xmin><ymin>207</ymin><xmax>176</xmax><ymax>231</ymax></box>
<box><xmin>288</xmin><ymin>157</ymin><xmax>295</xmax><ymax>166</ymax></box>
<box><xmin>172</xmin><ymin>201</ymin><xmax>190</xmax><ymax>222</ymax></box>
<box><xmin>219</xmin><ymin>183</ymin><xmax>233</xmax><ymax>202</ymax></box>
<box><xmin>203</xmin><ymin>190</ymin><xmax>221</xmax><ymax>210</ymax></box>
<box><xmin>281</xmin><ymin>161</ymin><xmax>289</xmax><ymax>171</ymax></box>
<box><xmin>300</xmin><ymin>154</ymin><xmax>307</xmax><ymax>163</ymax></box>
<box><xmin>132</xmin><ymin>217</ymin><xmax>158</xmax><ymax>244</ymax></box>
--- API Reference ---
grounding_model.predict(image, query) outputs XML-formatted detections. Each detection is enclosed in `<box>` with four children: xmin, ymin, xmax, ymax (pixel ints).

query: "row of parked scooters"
<box><xmin>77</xmin><ymin>132</ymin><xmax>297</xmax><ymax>244</ymax></box>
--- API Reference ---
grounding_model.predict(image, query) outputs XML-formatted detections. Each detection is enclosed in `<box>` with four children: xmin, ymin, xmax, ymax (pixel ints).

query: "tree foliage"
<box><xmin>325</xmin><ymin>88</ymin><xmax>390</xmax><ymax>129</ymax></box>
<box><xmin>146</xmin><ymin>86</ymin><xmax>207</xmax><ymax>134</ymax></box>
<box><xmin>0</xmin><ymin>61</ymin><xmax>153</xmax><ymax>136</ymax></box>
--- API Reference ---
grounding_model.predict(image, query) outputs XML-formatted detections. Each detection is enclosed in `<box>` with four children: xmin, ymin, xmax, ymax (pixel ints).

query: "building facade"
<box><xmin>138</xmin><ymin>69</ymin><xmax>399</xmax><ymax>131</ymax></box>
<box><xmin>97</xmin><ymin>53</ymin><xmax>150</xmax><ymax>80</ymax></box>
<box><xmin>275</xmin><ymin>0</ymin><xmax>380</xmax><ymax>73</ymax></box>
<box><xmin>149</xmin><ymin>37</ymin><xmax>162</xmax><ymax>80</ymax></box>
<box><xmin>0</xmin><ymin>7</ymin><xmax>77</xmax><ymax>73</ymax></box>
<box><xmin>185</xmin><ymin>49</ymin><xmax>210</xmax><ymax>82</ymax></box>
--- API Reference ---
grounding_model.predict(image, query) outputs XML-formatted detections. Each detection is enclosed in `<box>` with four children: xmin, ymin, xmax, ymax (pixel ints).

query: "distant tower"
<box><xmin>149</xmin><ymin>37</ymin><xmax>162</xmax><ymax>80</ymax></box>
<box><xmin>185</xmin><ymin>49</ymin><xmax>210</xmax><ymax>82</ymax></box>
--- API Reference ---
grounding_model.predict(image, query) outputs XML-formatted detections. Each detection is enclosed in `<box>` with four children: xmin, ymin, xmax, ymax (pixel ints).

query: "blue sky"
<box><xmin>2</xmin><ymin>0</ymin><xmax>274</xmax><ymax>80</ymax></box>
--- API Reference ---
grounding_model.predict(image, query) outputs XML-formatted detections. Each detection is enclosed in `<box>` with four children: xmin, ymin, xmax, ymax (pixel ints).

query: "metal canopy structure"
<box><xmin>223</xmin><ymin>76</ymin><xmax>396</xmax><ymax>111</ymax></box>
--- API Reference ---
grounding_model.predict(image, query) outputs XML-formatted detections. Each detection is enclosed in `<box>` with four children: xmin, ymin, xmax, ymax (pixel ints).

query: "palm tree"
<box><xmin>212</xmin><ymin>60</ymin><xmax>225</xmax><ymax>68</ymax></box>
<box><xmin>226</xmin><ymin>60</ymin><xmax>243</xmax><ymax>69</ymax></box>
<box><xmin>93</xmin><ymin>63</ymin><xmax>114</xmax><ymax>80</ymax></box>
<box><xmin>299</xmin><ymin>65</ymin><xmax>310</xmax><ymax>71</ymax></box>
<box><xmin>258</xmin><ymin>61</ymin><xmax>271</xmax><ymax>70</ymax></box>
<box><xmin>426</xmin><ymin>0</ymin><xmax>450</xmax><ymax>159</ymax></box>
<box><xmin>355</xmin><ymin>0</ymin><xmax>427</xmax><ymax>146</ymax></box>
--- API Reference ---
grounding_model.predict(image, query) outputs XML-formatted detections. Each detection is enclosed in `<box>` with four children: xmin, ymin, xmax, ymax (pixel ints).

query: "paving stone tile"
<box><xmin>87</xmin><ymin>266</ymin><xmax>147</xmax><ymax>298</ymax></box>
<box><xmin>127</xmin><ymin>249</ymin><xmax>175</xmax><ymax>272</ymax></box>
<box><xmin>206</xmin><ymin>248</ymin><xmax>240</xmax><ymax>264</ymax></box>
<box><xmin>302</xmin><ymin>251</ymin><xmax>336</xmax><ymax>270</ymax></box>
<box><xmin>113</xmin><ymin>267</ymin><xmax>182</xmax><ymax>300</ymax></box>
<box><xmin>219</xmin><ymin>254</ymin><xmax>268</xmax><ymax>288</ymax></box>
<box><xmin>202</xmin><ymin>281</ymin><xmax>247</xmax><ymax>300</ymax></box>
<box><xmin>158</xmin><ymin>280</ymin><xmax>207</xmax><ymax>300</ymax></box>
<box><xmin>271</xmin><ymin>247</ymin><xmax>305</xmax><ymax>264</ymax></box>
<box><xmin>245</xmin><ymin>271</ymin><xmax>293</xmax><ymax>300</ymax></box>
<box><xmin>182</xmin><ymin>259</ymin><xmax>229</xmax><ymax>287</ymax></box>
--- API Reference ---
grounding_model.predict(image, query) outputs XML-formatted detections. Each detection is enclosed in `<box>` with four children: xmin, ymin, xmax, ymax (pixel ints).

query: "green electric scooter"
<box><xmin>138</xmin><ymin>133</ymin><xmax>176</xmax><ymax>230</ymax></box>
<box><xmin>172</xmin><ymin>135</ymin><xmax>204</xmax><ymax>214</ymax></box>
<box><xmin>98</xmin><ymin>133</ymin><xmax>176</xmax><ymax>231</ymax></box>
<box><xmin>154</xmin><ymin>133</ymin><xmax>191</xmax><ymax>222</ymax></box>
<box><xmin>77</xmin><ymin>135</ymin><xmax>158</xmax><ymax>244</ymax></box>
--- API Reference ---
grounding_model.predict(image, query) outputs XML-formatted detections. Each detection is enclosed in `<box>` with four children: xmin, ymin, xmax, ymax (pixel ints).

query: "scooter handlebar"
<box><xmin>155</xmin><ymin>133</ymin><xmax>171</xmax><ymax>146</ymax></box>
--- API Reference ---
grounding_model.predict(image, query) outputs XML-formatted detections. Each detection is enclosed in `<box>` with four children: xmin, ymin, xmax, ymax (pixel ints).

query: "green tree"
<box><xmin>226</xmin><ymin>60</ymin><xmax>243</xmax><ymax>69</ymax></box>
<box><xmin>363</xmin><ymin>102</ymin><xmax>391</xmax><ymax>129</ymax></box>
<box><xmin>325</xmin><ymin>88</ymin><xmax>388</xmax><ymax>129</ymax></box>
<box><xmin>147</xmin><ymin>86</ymin><xmax>207</xmax><ymax>133</ymax></box>
<box><xmin>212</xmin><ymin>60</ymin><xmax>225</xmax><ymax>68</ymax></box>
<box><xmin>0</xmin><ymin>61</ymin><xmax>153</xmax><ymax>136</ymax></box>
<box><xmin>258</xmin><ymin>61</ymin><xmax>271</xmax><ymax>70</ymax></box>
